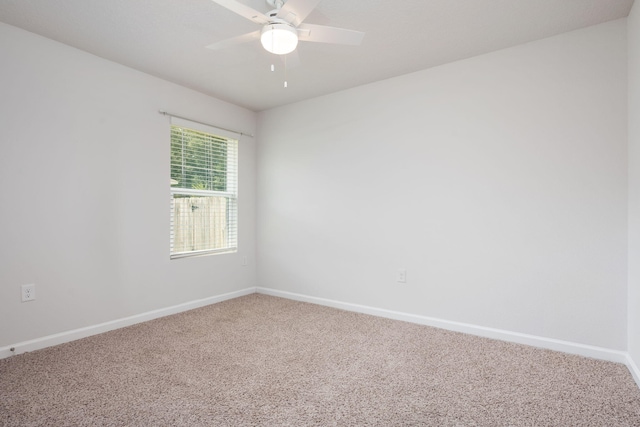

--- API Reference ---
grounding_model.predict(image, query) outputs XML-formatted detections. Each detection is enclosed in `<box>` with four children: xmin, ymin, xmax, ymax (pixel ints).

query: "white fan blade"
<box><xmin>206</xmin><ymin>30</ymin><xmax>261</xmax><ymax>50</ymax></box>
<box><xmin>297</xmin><ymin>23</ymin><xmax>364</xmax><ymax>45</ymax></box>
<box><xmin>276</xmin><ymin>0</ymin><xmax>322</xmax><ymax>26</ymax></box>
<box><xmin>210</xmin><ymin>0</ymin><xmax>270</xmax><ymax>25</ymax></box>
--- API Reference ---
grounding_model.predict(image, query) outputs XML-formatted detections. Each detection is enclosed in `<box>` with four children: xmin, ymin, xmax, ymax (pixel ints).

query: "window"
<box><xmin>170</xmin><ymin>119</ymin><xmax>238</xmax><ymax>259</ymax></box>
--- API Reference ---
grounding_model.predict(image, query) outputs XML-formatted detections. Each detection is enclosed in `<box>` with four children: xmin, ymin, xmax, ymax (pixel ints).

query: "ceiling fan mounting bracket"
<box><xmin>266</xmin><ymin>0</ymin><xmax>285</xmax><ymax>10</ymax></box>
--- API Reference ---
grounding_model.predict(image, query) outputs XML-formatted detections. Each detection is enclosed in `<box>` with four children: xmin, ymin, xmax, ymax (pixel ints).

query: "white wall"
<box><xmin>257</xmin><ymin>19</ymin><xmax>628</xmax><ymax>350</ymax></box>
<box><xmin>629</xmin><ymin>1</ymin><xmax>640</xmax><ymax>365</ymax></box>
<box><xmin>0</xmin><ymin>22</ymin><xmax>257</xmax><ymax>348</ymax></box>
<box><xmin>0</xmin><ymin>15</ymin><xmax>631</xmax><ymax>356</ymax></box>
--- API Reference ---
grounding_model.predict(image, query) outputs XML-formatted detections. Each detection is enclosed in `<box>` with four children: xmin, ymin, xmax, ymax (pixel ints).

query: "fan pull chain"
<box><xmin>284</xmin><ymin>54</ymin><xmax>288</xmax><ymax>88</ymax></box>
<box><xmin>269</xmin><ymin>57</ymin><xmax>288</xmax><ymax>88</ymax></box>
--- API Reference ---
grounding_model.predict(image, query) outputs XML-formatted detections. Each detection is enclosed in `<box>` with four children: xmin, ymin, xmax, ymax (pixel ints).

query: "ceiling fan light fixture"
<box><xmin>261</xmin><ymin>23</ymin><xmax>298</xmax><ymax>55</ymax></box>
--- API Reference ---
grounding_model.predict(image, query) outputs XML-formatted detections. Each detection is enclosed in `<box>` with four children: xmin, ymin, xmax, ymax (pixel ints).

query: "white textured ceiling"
<box><xmin>0</xmin><ymin>0</ymin><xmax>634</xmax><ymax>111</ymax></box>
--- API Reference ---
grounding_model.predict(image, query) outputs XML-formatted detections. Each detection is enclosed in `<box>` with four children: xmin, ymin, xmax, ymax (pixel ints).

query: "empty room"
<box><xmin>2</xmin><ymin>0</ymin><xmax>640</xmax><ymax>425</ymax></box>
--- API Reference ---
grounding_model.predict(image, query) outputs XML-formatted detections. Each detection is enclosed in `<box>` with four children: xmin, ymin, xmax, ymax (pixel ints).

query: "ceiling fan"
<box><xmin>206</xmin><ymin>0</ymin><xmax>365</xmax><ymax>55</ymax></box>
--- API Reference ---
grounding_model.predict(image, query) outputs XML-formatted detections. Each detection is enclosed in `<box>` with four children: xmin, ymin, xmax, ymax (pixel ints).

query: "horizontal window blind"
<box><xmin>170</xmin><ymin>124</ymin><xmax>238</xmax><ymax>259</ymax></box>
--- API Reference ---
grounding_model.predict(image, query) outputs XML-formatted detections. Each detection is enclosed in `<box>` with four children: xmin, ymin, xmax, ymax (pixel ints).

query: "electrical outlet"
<box><xmin>21</xmin><ymin>284</ymin><xmax>36</xmax><ymax>302</ymax></box>
<box><xmin>242</xmin><ymin>256</ymin><xmax>248</xmax><ymax>266</ymax></box>
<box><xmin>397</xmin><ymin>269</ymin><xmax>407</xmax><ymax>283</ymax></box>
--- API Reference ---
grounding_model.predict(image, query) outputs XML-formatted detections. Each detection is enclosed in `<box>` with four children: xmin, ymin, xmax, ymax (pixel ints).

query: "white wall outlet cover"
<box><xmin>21</xmin><ymin>284</ymin><xmax>36</xmax><ymax>302</ymax></box>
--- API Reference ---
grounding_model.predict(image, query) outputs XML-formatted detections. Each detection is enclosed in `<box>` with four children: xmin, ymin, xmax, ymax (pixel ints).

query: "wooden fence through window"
<box><xmin>171</xmin><ymin>196</ymin><xmax>228</xmax><ymax>253</ymax></box>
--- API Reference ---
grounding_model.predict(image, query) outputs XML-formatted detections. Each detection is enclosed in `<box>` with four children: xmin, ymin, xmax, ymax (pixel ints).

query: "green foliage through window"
<box><xmin>171</xmin><ymin>126</ymin><xmax>229</xmax><ymax>192</ymax></box>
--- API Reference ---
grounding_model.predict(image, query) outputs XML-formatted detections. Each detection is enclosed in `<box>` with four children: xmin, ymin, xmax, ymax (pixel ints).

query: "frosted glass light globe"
<box><xmin>261</xmin><ymin>23</ymin><xmax>298</xmax><ymax>55</ymax></box>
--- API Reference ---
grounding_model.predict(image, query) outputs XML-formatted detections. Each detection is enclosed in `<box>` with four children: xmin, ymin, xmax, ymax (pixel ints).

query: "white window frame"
<box><xmin>169</xmin><ymin>117</ymin><xmax>238</xmax><ymax>259</ymax></box>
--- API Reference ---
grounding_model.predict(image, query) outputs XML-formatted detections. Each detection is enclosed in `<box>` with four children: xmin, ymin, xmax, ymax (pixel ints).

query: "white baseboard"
<box><xmin>626</xmin><ymin>354</ymin><xmax>640</xmax><ymax>389</ymax></box>
<box><xmin>0</xmin><ymin>287</ymin><xmax>257</xmax><ymax>360</ymax></box>
<box><xmin>256</xmin><ymin>287</ymin><xmax>629</xmax><ymax>365</ymax></box>
<box><xmin>6</xmin><ymin>285</ymin><xmax>639</xmax><ymax>390</ymax></box>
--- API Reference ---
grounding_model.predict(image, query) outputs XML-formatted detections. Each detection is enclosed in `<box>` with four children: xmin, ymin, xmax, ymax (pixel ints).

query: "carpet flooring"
<box><xmin>1</xmin><ymin>294</ymin><xmax>640</xmax><ymax>426</ymax></box>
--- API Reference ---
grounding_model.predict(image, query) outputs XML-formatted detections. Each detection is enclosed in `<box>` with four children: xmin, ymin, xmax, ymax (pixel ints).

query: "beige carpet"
<box><xmin>1</xmin><ymin>294</ymin><xmax>640</xmax><ymax>426</ymax></box>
